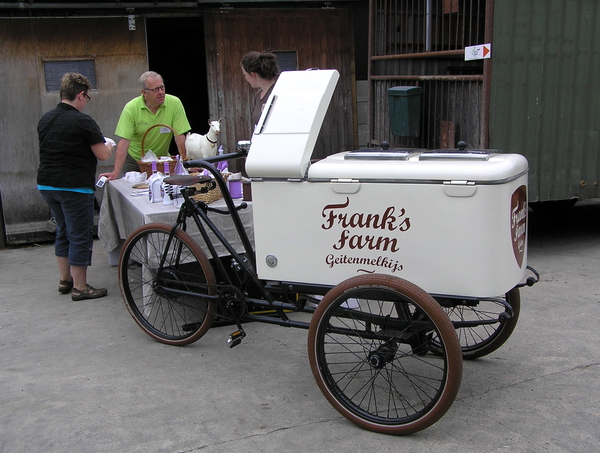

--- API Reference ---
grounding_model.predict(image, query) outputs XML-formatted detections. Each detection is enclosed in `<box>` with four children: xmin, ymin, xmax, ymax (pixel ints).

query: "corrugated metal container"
<box><xmin>490</xmin><ymin>0</ymin><xmax>600</xmax><ymax>202</ymax></box>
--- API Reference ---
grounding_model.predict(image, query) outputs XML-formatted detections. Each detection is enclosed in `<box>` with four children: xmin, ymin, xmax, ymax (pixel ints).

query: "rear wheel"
<box><xmin>432</xmin><ymin>288</ymin><xmax>521</xmax><ymax>359</ymax></box>
<box><xmin>308</xmin><ymin>274</ymin><xmax>462</xmax><ymax>435</ymax></box>
<box><xmin>119</xmin><ymin>223</ymin><xmax>217</xmax><ymax>346</ymax></box>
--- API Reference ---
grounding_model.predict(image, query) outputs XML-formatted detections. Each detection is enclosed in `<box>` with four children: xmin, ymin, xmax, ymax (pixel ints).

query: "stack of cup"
<box><xmin>228</xmin><ymin>173</ymin><xmax>242</xmax><ymax>199</ymax></box>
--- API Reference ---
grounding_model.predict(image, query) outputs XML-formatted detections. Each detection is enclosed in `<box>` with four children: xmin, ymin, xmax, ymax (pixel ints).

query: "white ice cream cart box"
<box><xmin>246</xmin><ymin>70</ymin><xmax>529</xmax><ymax>298</ymax></box>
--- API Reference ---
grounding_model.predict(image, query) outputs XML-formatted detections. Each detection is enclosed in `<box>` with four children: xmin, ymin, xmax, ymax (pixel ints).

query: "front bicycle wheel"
<box><xmin>119</xmin><ymin>223</ymin><xmax>217</xmax><ymax>346</ymax></box>
<box><xmin>308</xmin><ymin>274</ymin><xmax>462</xmax><ymax>435</ymax></box>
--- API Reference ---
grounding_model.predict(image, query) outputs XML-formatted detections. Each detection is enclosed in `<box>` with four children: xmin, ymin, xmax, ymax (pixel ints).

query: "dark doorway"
<box><xmin>146</xmin><ymin>16</ymin><xmax>210</xmax><ymax>154</ymax></box>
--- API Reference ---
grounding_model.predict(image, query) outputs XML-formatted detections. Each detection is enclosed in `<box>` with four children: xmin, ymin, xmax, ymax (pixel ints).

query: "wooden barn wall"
<box><xmin>204</xmin><ymin>8</ymin><xmax>356</xmax><ymax>166</ymax></box>
<box><xmin>490</xmin><ymin>0</ymin><xmax>600</xmax><ymax>202</ymax></box>
<box><xmin>0</xmin><ymin>18</ymin><xmax>147</xmax><ymax>244</ymax></box>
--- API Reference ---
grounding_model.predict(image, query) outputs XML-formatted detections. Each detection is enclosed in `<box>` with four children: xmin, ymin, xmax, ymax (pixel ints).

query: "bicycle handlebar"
<box><xmin>183</xmin><ymin>141</ymin><xmax>250</xmax><ymax>168</ymax></box>
<box><xmin>177</xmin><ymin>145</ymin><xmax>256</xmax><ymax>268</ymax></box>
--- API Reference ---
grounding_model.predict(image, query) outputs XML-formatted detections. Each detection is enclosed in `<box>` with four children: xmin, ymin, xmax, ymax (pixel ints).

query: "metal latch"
<box><xmin>330</xmin><ymin>179</ymin><xmax>361</xmax><ymax>194</ymax></box>
<box><xmin>442</xmin><ymin>180</ymin><xmax>477</xmax><ymax>197</ymax></box>
<box><xmin>443</xmin><ymin>180</ymin><xmax>475</xmax><ymax>186</ymax></box>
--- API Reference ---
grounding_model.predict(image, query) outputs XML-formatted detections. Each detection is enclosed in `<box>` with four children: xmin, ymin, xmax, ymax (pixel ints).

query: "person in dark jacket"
<box><xmin>240</xmin><ymin>51</ymin><xmax>280</xmax><ymax>128</ymax></box>
<box><xmin>37</xmin><ymin>72</ymin><xmax>114</xmax><ymax>301</ymax></box>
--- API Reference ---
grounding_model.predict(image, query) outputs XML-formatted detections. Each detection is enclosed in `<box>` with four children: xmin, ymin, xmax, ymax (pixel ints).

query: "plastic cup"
<box><xmin>229</xmin><ymin>180</ymin><xmax>242</xmax><ymax>198</ymax></box>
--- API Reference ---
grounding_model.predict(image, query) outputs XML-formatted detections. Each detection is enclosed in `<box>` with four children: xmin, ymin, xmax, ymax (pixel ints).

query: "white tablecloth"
<box><xmin>98</xmin><ymin>179</ymin><xmax>254</xmax><ymax>264</ymax></box>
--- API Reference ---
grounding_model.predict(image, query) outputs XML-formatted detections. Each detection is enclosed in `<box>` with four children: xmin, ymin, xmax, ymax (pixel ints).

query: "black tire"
<box><xmin>119</xmin><ymin>223</ymin><xmax>217</xmax><ymax>346</ymax></box>
<box><xmin>432</xmin><ymin>288</ymin><xmax>521</xmax><ymax>360</ymax></box>
<box><xmin>307</xmin><ymin>274</ymin><xmax>462</xmax><ymax>435</ymax></box>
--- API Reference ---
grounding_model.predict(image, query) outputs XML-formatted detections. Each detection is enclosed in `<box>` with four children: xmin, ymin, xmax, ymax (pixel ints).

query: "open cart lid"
<box><xmin>245</xmin><ymin>69</ymin><xmax>340</xmax><ymax>179</ymax></box>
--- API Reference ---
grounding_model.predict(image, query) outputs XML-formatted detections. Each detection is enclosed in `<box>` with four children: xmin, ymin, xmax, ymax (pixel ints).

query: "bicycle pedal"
<box><xmin>227</xmin><ymin>330</ymin><xmax>246</xmax><ymax>348</ymax></box>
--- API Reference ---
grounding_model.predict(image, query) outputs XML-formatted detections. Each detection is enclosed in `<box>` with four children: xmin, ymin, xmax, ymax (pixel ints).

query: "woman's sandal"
<box><xmin>71</xmin><ymin>284</ymin><xmax>108</xmax><ymax>301</ymax></box>
<box><xmin>58</xmin><ymin>279</ymin><xmax>74</xmax><ymax>294</ymax></box>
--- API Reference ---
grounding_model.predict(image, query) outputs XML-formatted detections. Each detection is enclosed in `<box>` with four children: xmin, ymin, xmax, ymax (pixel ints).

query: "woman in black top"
<box><xmin>241</xmin><ymin>51</ymin><xmax>280</xmax><ymax>128</ymax></box>
<box><xmin>37</xmin><ymin>72</ymin><xmax>114</xmax><ymax>301</ymax></box>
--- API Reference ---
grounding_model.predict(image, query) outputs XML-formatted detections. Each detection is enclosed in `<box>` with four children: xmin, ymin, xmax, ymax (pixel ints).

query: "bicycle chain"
<box><xmin>155</xmin><ymin>277</ymin><xmax>280</xmax><ymax>325</ymax></box>
<box><xmin>216</xmin><ymin>284</ymin><xmax>247</xmax><ymax>320</ymax></box>
<box><xmin>157</xmin><ymin>279</ymin><xmax>248</xmax><ymax>324</ymax></box>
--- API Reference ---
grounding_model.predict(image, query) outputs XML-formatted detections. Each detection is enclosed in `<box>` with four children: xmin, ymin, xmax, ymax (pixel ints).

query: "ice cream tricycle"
<box><xmin>118</xmin><ymin>70</ymin><xmax>538</xmax><ymax>435</ymax></box>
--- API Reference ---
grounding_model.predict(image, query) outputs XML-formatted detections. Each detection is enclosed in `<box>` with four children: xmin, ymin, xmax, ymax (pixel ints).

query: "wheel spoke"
<box><xmin>308</xmin><ymin>275</ymin><xmax>462</xmax><ymax>435</ymax></box>
<box><xmin>432</xmin><ymin>289</ymin><xmax>520</xmax><ymax>359</ymax></box>
<box><xmin>119</xmin><ymin>224</ymin><xmax>217</xmax><ymax>346</ymax></box>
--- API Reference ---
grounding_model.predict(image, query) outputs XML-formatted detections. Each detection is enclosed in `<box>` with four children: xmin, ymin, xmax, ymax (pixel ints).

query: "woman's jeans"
<box><xmin>40</xmin><ymin>190</ymin><xmax>95</xmax><ymax>267</ymax></box>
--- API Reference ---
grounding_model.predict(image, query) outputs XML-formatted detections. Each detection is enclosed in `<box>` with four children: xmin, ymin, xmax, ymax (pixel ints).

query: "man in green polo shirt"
<box><xmin>101</xmin><ymin>71</ymin><xmax>191</xmax><ymax>180</ymax></box>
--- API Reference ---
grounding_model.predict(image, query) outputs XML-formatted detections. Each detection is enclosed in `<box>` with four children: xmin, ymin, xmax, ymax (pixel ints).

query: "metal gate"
<box><xmin>368</xmin><ymin>0</ymin><xmax>492</xmax><ymax>150</ymax></box>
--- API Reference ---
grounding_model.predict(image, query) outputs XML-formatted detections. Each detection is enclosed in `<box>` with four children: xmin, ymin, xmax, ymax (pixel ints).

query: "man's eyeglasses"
<box><xmin>82</xmin><ymin>92</ymin><xmax>91</xmax><ymax>102</ymax></box>
<box><xmin>144</xmin><ymin>85</ymin><xmax>165</xmax><ymax>93</ymax></box>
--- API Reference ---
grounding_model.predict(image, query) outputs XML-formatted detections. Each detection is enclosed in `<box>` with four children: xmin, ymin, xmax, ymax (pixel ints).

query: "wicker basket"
<box><xmin>190</xmin><ymin>184</ymin><xmax>223</xmax><ymax>204</ymax></box>
<box><xmin>139</xmin><ymin>159</ymin><xmax>178</xmax><ymax>179</ymax></box>
<box><xmin>189</xmin><ymin>173</ymin><xmax>229</xmax><ymax>204</ymax></box>
<box><xmin>137</xmin><ymin>124</ymin><xmax>187</xmax><ymax>178</ymax></box>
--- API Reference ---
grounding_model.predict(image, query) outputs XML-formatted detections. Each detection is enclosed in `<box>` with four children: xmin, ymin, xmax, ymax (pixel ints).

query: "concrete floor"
<box><xmin>1</xmin><ymin>200</ymin><xmax>599</xmax><ymax>453</ymax></box>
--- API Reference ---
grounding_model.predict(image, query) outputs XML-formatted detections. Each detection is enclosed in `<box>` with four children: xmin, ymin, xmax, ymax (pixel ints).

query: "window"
<box><xmin>272</xmin><ymin>51</ymin><xmax>298</xmax><ymax>71</ymax></box>
<box><xmin>43</xmin><ymin>60</ymin><xmax>97</xmax><ymax>92</ymax></box>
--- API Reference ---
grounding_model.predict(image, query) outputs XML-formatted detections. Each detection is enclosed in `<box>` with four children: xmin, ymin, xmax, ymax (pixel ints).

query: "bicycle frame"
<box><xmin>151</xmin><ymin>174</ymin><xmax>442</xmax><ymax>345</ymax></box>
<box><xmin>156</xmin><ymin>152</ymin><xmax>328</xmax><ymax>330</ymax></box>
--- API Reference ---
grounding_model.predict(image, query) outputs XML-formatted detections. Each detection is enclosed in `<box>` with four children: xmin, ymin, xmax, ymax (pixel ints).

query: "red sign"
<box><xmin>510</xmin><ymin>185</ymin><xmax>527</xmax><ymax>267</ymax></box>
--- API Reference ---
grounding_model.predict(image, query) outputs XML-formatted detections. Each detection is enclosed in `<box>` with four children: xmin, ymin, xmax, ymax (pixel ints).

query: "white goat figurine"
<box><xmin>185</xmin><ymin>119</ymin><xmax>221</xmax><ymax>160</ymax></box>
